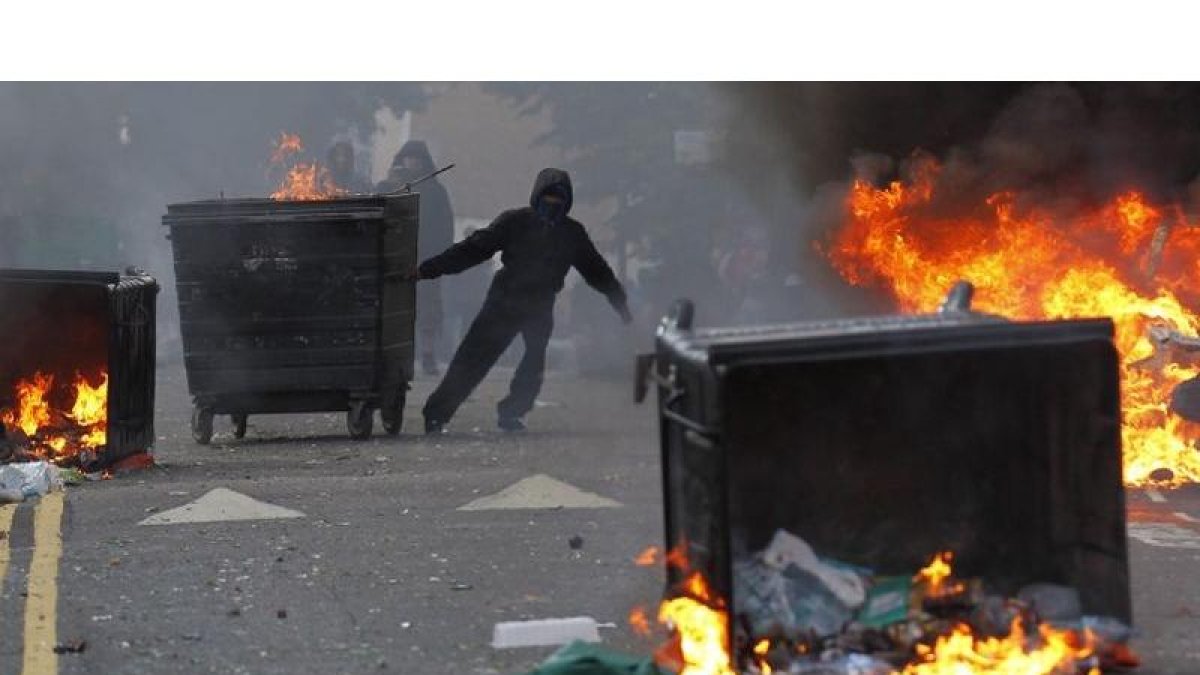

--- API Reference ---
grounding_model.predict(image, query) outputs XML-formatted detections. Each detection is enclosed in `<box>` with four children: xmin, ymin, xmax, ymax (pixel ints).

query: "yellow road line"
<box><xmin>0</xmin><ymin>502</ymin><xmax>16</xmax><ymax>587</ymax></box>
<box><xmin>22</xmin><ymin>491</ymin><xmax>64</xmax><ymax>675</ymax></box>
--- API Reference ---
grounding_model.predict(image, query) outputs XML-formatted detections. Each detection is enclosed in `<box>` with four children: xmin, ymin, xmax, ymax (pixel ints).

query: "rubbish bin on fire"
<box><xmin>162</xmin><ymin>195</ymin><xmax>418</xmax><ymax>444</ymax></box>
<box><xmin>635</xmin><ymin>286</ymin><xmax>1130</xmax><ymax>670</ymax></box>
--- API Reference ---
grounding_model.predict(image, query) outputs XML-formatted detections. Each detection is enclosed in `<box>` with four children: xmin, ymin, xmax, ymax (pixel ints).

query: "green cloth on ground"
<box><xmin>526</xmin><ymin>641</ymin><xmax>670</xmax><ymax>675</ymax></box>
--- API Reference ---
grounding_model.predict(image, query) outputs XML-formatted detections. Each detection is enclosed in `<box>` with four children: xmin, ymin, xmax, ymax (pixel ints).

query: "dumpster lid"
<box><xmin>0</xmin><ymin>268</ymin><xmax>120</xmax><ymax>286</ymax></box>
<box><xmin>163</xmin><ymin>194</ymin><xmax>416</xmax><ymax>224</ymax></box>
<box><xmin>661</xmin><ymin>305</ymin><xmax>1114</xmax><ymax>366</ymax></box>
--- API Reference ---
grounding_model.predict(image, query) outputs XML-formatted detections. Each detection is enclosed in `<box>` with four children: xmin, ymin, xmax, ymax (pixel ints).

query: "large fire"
<box><xmin>825</xmin><ymin>153</ymin><xmax>1200</xmax><ymax>486</ymax></box>
<box><xmin>269</xmin><ymin>132</ymin><xmax>346</xmax><ymax>201</ymax></box>
<box><xmin>1</xmin><ymin>370</ymin><xmax>108</xmax><ymax>464</ymax></box>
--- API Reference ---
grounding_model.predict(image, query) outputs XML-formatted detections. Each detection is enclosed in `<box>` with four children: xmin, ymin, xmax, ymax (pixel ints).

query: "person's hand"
<box><xmin>616</xmin><ymin>303</ymin><xmax>634</xmax><ymax>325</ymax></box>
<box><xmin>400</xmin><ymin>267</ymin><xmax>424</xmax><ymax>282</ymax></box>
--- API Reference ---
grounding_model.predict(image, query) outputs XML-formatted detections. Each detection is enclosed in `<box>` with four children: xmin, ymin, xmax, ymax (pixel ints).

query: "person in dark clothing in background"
<box><xmin>326</xmin><ymin>141</ymin><xmax>372</xmax><ymax>193</ymax></box>
<box><xmin>377</xmin><ymin>140</ymin><xmax>456</xmax><ymax>375</ymax></box>
<box><xmin>410</xmin><ymin>168</ymin><xmax>632</xmax><ymax>433</ymax></box>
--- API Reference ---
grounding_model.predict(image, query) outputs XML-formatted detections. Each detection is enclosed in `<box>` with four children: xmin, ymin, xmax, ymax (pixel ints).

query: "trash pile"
<box><xmin>0</xmin><ymin>460</ymin><xmax>64</xmax><ymax>503</ymax></box>
<box><xmin>734</xmin><ymin>530</ymin><xmax>1139</xmax><ymax>674</ymax></box>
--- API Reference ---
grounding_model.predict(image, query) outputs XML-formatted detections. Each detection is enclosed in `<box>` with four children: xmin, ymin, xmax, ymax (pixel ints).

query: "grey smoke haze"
<box><xmin>0</xmin><ymin>83</ymin><xmax>423</xmax><ymax>351</ymax></box>
<box><xmin>10</xmin><ymin>82</ymin><xmax>1194</xmax><ymax>346</ymax></box>
<box><xmin>0</xmin><ymin>83</ymin><xmax>422</xmax><ymax>268</ymax></box>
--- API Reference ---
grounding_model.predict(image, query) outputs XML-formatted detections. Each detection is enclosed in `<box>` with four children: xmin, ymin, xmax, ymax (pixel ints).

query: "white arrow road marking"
<box><xmin>139</xmin><ymin>488</ymin><xmax>305</xmax><ymax>525</ymax></box>
<box><xmin>458</xmin><ymin>474</ymin><xmax>621</xmax><ymax>511</ymax></box>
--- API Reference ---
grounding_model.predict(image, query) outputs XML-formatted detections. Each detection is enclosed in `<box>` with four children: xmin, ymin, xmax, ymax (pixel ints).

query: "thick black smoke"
<box><xmin>725</xmin><ymin>83</ymin><xmax>1200</xmax><ymax>201</ymax></box>
<box><xmin>717</xmin><ymin>83</ymin><xmax>1200</xmax><ymax>316</ymax></box>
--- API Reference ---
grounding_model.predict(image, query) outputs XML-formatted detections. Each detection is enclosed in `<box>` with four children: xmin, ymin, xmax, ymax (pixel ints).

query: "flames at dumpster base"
<box><xmin>824</xmin><ymin>153</ymin><xmax>1200</xmax><ymax>486</ymax></box>
<box><xmin>2</xmin><ymin>370</ymin><xmax>108</xmax><ymax>464</ymax></box>
<box><xmin>627</xmin><ymin>545</ymin><xmax>1130</xmax><ymax>675</ymax></box>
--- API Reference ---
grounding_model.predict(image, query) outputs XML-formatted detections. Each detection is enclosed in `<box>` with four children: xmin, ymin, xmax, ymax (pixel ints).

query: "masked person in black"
<box><xmin>378</xmin><ymin>141</ymin><xmax>456</xmax><ymax>375</ymax></box>
<box><xmin>326</xmin><ymin>141</ymin><xmax>372</xmax><ymax>194</ymax></box>
<box><xmin>411</xmin><ymin>168</ymin><xmax>632</xmax><ymax>433</ymax></box>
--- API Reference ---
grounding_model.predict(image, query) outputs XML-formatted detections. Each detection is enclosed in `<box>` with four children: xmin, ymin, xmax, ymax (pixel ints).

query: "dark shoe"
<box><xmin>421</xmin><ymin>353</ymin><xmax>440</xmax><ymax>376</ymax></box>
<box><xmin>498</xmin><ymin>417</ymin><xmax>526</xmax><ymax>432</ymax></box>
<box><xmin>424</xmin><ymin>418</ymin><xmax>446</xmax><ymax>435</ymax></box>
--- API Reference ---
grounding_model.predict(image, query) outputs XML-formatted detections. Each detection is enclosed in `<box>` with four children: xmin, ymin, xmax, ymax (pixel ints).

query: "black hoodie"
<box><xmin>418</xmin><ymin>168</ymin><xmax>627</xmax><ymax>314</ymax></box>
<box><xmin>377</xmin><ymin>140</ymin><xmax>455</xmax><ymax>260</ymax></box>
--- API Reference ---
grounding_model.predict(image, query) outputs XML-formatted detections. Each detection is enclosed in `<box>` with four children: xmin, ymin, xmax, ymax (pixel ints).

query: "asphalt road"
<box><xmin>2</xmin><ymin>361</ymin><xmax>1200</xmax><ymax>674</ymax></box>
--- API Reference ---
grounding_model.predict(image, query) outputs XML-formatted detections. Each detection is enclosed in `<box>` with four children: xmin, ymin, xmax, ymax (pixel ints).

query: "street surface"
<box><xmin>1</xmin><ymin>361</ymin><xmax>1199</xmax><ymax>674</ymax></box>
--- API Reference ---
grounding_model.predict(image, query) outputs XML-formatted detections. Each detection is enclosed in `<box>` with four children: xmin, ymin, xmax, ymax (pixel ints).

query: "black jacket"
<box><xmin>377</xmin><ymin>141</ymin><xmax>455</xmax><ymax>260</ymax></box>
<box><xmin>418</xmin><ymin>168</ymin><xmax>627</xmax><ymax>314</ymax></box>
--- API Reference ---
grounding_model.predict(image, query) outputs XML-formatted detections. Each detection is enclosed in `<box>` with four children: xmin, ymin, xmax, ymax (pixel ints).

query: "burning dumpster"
<box><xmin>162</xmin><ymin>194</ymin><xmax>418</xmax><ymax>443</ymax></box>
<box><xmin>635</xmin><ymin>287</ymin><xmax>1130</xmax><ymax>673</ymax></box>
<box><xmin>0</xmin><ymin>268</ymin><xmax>158</xmax><ymax>470</ymax></box>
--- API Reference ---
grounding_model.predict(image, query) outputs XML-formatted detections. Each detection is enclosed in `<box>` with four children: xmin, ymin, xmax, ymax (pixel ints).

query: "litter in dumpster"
<box><xmin>639</xmin><ymin>530</ymin><xmax>1139</xmax><ymax>674</ymax></box>
<box><xmin>1018</xmin><ymin>583</ymin><xmax>1083</xmax><ymax>622</ymax></box>
<box><xmin>762</xmin><ymin>529</ymin><xmax>869</xmax><ymax>609</ymax></box>
<box><xmin>736</xmin><ymin>538</ymin><xmax>1138</xmax><ymax>673</ymax></box>
<box><xmin>786</xmin><ymin>653</ymin><xmax>894</xmax><ymax>675</ymax></box>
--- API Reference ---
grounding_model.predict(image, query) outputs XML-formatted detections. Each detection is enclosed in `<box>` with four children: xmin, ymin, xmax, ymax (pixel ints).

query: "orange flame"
<box><xmin>635</xmin><ymin>546</ymin><xmax>661</xmax><ymax>567</ymax></box>
<box><xmin>1</xmin><ymin>371</ymin><xmax>54</xmax><ymax>437</ymax></box>
<box><xmin>827</xmin><ymin>154</ymin><xmax>1200</xmax><ymax>486</ymax></box>
<box><xmin>902</xmin><ymin>618</ymin><xmax>1099</xmax><ymax>675</ymax></box>
<box><xmin>629</xmin><ymin>606</ymin><xmax>652</xmax><ymax>636</ymax></box>
<box><xmin>752</xmin><ymin>639</ymin><xmax>773</xmax><ymax>674</ymax></box>
<box><xmin>914</xmin><ymin>550</ymin><xmax>965</xmax><ymax>598</ymax></box>
<box><xmin>656</xmin><ymin>572</ymin><xmax>736</xmax><ymax>675</ymax></box>
<box><xmin>2</xmin><ymin>370</ymin><xmax>108</xmax><ymax>463</ymax></box>
<box><xmin>270</xmin><ymin>132</ymin><xmax>304</xmax><ymax>164</ymax></box>
<box><xmin>269</xmin><ymin>131</ymin><xmax>345</xmax><ymax>201</ymax></box>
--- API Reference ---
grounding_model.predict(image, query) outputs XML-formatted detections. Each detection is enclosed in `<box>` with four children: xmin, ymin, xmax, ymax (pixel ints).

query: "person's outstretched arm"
<box><xmin>573</xmin><ymin>228</ymin><xmax>632</xmax><ymax>324</ymax></box>
<box><xmin>416</xmin><ymin>211</ymin><xmax>514</xmax><ymax>279</ymax></box>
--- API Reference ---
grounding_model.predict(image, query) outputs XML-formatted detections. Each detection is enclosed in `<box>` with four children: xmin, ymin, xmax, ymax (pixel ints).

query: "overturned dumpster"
<box><xmin>162</xmin><ymin>195</ymin><xmax>418</xmax><ymax>443</ymax></box>
<box><xmin>0</xmin><ymin>268</ymin><xmax>158</xmax><ymax>470</ymax></box>
<box><xmin>635</xmin><ymin>285</ymin><xmax>1130</xmax><ymax>673</ymax></box>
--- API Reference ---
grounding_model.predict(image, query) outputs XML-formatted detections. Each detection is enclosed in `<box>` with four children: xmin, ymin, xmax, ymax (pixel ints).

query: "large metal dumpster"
<box><xmin>162</xmin><ymin>195</ymin><xmax>418</xmax><ymax>443</ymax></box>
<box><xmin>0</xmin><ymin>267</ymin><xmax>158</xmax><ymax>469</ymax></box>
<box><xmin>636</xmin><ymin>289</ymin><xmax>1128</xmax><ymax>669</ymax></box>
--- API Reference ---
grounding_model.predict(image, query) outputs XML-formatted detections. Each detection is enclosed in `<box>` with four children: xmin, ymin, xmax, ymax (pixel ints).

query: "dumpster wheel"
<box><xmin>381</xmin><ymin>389</ymin><xmax>406</xmax><ymax>436</ymax></box>
<box><xmin>231</xmin><ymin>413</ymin><xmax>248</xmax><ymax>439</ymax></box>
<box><xmin>191</xmin><ymin>405</ymin><xmax>215</xmax><ymax>445</ymax></box>
<box><xmin>347</xmin><ymin>400</ymin><xmax>374</xmax><ymax>440</ymax></box>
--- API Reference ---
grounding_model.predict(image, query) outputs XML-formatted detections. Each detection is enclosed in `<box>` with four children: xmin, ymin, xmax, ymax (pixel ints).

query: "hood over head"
<box><xmin>529</xmin><ymin>167</ymin><xmax>574</xmax><ymax>215</ymax></box>
<box><xmin>393</xmin><ymin>140</ymin><xmax>436</xmax><ymax>172</ymax></box>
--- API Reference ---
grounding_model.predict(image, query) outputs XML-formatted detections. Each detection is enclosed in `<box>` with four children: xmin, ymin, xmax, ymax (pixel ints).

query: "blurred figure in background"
<box><xmin>326</xmin><ymin>141</ymin><xmax>372</xmax><ymax>193</ymax></box>
<box><xmin>377</xmin><ymin>140</ymin><xmax>455</xmax><ymax>375</ymax></box>
<box><xmin>717</xmin><ymin>223</ymin><xmax>773</xmax><ymax>324</ymax></box>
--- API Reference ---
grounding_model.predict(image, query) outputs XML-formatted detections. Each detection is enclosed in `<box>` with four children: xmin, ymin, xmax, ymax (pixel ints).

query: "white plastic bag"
<box><xmin>762</xmin><ymin>529</ymin><xmax>867</xmax><ymax>609</ymax></box>
<box><xmin>0</xmin><ymin>461</ymin><xmax>63</xmax><ymax>501</ymax></box>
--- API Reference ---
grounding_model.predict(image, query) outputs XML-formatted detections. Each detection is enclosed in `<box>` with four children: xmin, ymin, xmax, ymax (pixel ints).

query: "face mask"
<box><xmin>536</xmin><ymin>198</ymin><xmax>566</xmax><ymax>223</ymax></box>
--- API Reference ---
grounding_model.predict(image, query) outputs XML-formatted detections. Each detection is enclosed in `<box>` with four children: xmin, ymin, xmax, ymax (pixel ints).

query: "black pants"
<box><xmin>422</xmin><ymin>298</ymin><xmax>554</xmax><ymax>423</ymax></box>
